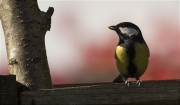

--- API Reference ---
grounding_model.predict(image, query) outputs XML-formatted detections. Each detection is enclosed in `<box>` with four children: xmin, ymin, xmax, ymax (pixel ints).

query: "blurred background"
<box><xmin>0</xmin><ymin>1</ymin><xmax>179</xmax><ymax>84</ymax></box>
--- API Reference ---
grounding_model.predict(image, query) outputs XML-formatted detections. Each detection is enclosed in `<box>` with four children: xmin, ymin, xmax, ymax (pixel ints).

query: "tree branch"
<box><xmin>0</xmin><ymin>0</ymin><xmax>54</xmax><ymax>90</ymax></box>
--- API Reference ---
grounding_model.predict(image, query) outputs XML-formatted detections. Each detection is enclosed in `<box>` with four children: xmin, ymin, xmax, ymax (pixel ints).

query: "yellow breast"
<box><xmin>133</xmin><ymin>42</ymin><xmax>149</xmax><ymax>77</ymax></box>
<box><xmin>115</xmin><ymin>46</ymin><xmax>129</xmax><ymax>75</ymax></box>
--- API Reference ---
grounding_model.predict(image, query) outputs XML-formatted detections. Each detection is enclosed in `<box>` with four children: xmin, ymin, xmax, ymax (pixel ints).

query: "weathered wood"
<box><xmin>21</xmin><ymin>79</ymin><xmax>180</xmax><ymax>105</ymax></box>
<box><xmin>0</xmin><ymin>75</ymin><xmax>17</xmax><ymax>105</ymax></box>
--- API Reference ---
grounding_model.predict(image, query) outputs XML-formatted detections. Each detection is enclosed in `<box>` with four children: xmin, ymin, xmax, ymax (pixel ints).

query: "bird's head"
<box><xmin>108</xmin><ymin>22</ymin><xmax>142</xmax><ymax>40</ymax></box>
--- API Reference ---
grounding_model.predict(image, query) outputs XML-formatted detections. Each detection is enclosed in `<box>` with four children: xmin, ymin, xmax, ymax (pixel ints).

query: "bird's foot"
<box><xmin>136</xmin><ymin>80</ymin><xmax>142</xmax><ymax>87</ymax></box>
<box><xmin>125</xmin><ymin>80</ymin><xmax>130</xmax><ymax>87</ymax></box>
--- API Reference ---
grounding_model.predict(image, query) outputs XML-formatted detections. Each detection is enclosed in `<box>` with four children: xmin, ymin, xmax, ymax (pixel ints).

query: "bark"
<box><xmin>0</xmin><ymin>0</ymin><xmax>54</xmax><ymax>90</ymax></box>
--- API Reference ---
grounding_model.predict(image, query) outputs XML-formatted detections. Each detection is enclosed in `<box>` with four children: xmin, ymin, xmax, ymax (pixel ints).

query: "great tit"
<box><xmin>108</xmin><ymin>22</ymin><xmax>150</xmax><ymax>87</ymax></box>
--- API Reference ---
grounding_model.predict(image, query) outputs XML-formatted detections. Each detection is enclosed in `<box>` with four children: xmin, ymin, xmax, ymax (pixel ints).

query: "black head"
<box><xmin>108</xmin><ymin>22</ymin><xmax>142</xmax><ymax>40</ymax></box>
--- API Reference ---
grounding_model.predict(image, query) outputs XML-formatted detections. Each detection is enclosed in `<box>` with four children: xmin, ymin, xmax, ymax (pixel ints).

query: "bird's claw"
<box><xmin>136</xmin><ymin>80</ymin><xmax>142</xmax><ymax>87</ymax></box>
<box><xmin>125</xmin><ymin>80</ymin><xmax>130</xmax><ymax>88</ymax></box>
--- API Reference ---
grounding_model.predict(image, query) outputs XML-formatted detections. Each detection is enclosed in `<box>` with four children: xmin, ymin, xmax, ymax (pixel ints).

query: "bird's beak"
<box><xmin>108</xmin><ymin>26</ymin><xmax>117</xmax><ymax>30</ymax></box>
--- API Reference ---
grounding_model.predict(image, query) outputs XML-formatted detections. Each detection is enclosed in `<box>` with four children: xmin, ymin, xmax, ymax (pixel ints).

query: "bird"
<box><xmin>108</xmin><ymin>22</ymin><xmax>150</xmax><ymax>87</ymax></box>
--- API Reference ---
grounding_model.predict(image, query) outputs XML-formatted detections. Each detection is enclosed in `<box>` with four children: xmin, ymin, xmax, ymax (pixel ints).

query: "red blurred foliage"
<box><xmin>52</xmin><ymin>76</ymin><xmax>72</xmax><ymax>84</ymax></box>
<box><xmin>142</xmin><ymin>20</ymin><xmax>180</xmax><ymax>80</ymax></box>
<box><xmin>84</xmin><ymin>44</ymin><xmax>115</xmax><ymax>70</ymax></box>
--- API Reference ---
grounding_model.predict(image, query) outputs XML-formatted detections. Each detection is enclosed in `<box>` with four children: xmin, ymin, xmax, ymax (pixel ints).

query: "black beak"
<box><xmin>108</xmin><ymin>26</ymin><xmax>117</xmax><ymax>30</ymax></box>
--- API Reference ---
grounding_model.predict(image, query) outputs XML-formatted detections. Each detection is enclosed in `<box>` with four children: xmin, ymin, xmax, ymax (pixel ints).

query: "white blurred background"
<box><xmin>0</xmin><ymin>1</ymin><xmax>179</xmax><ymax>84</ymax></box>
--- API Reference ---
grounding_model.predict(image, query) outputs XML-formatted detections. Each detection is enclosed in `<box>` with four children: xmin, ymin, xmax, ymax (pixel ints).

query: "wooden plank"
<box><xmin>21</xmin><ymin>79</ymin><xmax>180</xmax><ymax>105</ymax></box>
<box><xmin>0</xmin><ymin>75</ymin><xmax>17</xmax><ymax>105</ymax></box>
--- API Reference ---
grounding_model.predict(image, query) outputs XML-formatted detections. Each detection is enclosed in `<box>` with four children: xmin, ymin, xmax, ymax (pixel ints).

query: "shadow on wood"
<box><xmin>0</xmin><ymin>75</ymin><xmax>17</xmax><ymax>105</ymax></box>
<box><xmin>21</xmin><ymin>79</ymin><xmax>180</xmax><ymax>105</ymax></box>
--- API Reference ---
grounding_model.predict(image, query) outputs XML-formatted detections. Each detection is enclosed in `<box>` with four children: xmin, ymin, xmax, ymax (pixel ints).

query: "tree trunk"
<box><xmin>0</xmin><ymin>0</ymin><xmax>54</xmax><ymax>90</ymax></box>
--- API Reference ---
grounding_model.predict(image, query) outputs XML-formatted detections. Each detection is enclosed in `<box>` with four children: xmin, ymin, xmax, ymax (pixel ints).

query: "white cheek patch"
<box><xmin>119</xmin><ymin>27</ymin><xmax>139</xmax><ymax>36</ymax></box>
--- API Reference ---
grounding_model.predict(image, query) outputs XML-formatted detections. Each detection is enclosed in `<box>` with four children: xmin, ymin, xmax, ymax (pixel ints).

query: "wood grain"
<box><xmin>21</xmin><ymin>79</ymin><xmax>180</xmax><ymax>105</ymax></box>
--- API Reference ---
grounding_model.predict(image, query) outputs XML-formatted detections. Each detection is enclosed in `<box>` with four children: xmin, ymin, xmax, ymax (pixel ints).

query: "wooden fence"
<box><xmin>0</xmin><ymin>75</ymin><xmax>179</xmax><ymax>105</ymax></box>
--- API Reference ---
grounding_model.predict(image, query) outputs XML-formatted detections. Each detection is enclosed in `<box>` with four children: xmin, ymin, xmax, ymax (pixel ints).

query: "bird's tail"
<box><xmin>113</xmin><ymin>74</ymin><xmax>124</xmax><ymax>83</ymax></box>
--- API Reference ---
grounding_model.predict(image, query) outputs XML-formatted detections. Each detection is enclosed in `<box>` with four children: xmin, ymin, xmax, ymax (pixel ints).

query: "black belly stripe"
<box><xmin>127</xmin><ymin>44</ymin><xmax>137</xmax><ymax>77</ymax></box>
<box><xmin>127</xmin><ymin>49</ymin><xmax>136</xmax><ymax>77</ymax></box>
<box><xmin>119</xmin><ymin>39</ymin><xmax>137</xmax><ymax>77</ymax></box>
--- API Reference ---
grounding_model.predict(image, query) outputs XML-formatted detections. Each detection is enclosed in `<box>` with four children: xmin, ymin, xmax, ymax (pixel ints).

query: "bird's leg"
<box><xmin>125</xmin><ymin>80</ymin><xmax>130</xmax><ymax>87</ymax></box>
<box><xmin>135</xmin><ymin>77</ymin><xmax>142</xmax><ymax>87</ymax></box>
<box><xmin>121</xmin><ymin>75</ymin><xmax>129</xmax><ymax>87</ymax></box>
